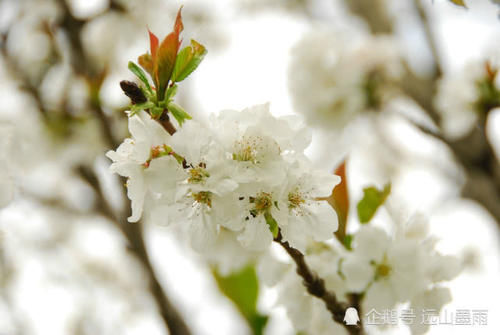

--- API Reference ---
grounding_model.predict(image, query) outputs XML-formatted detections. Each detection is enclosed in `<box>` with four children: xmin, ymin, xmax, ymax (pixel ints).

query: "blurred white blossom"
<box><xmin>342</xmin><ymin>213</ymin><xmax>461</xmax><ymax>333</ymax></box>
<box><xmin>261</xmin><ymin>210</ymin><xmax>461</xmax><ymax>335</ymax></box>
<box><xmin>436</xmin><ymin>57</ymin><xmax>500</xmax><ymax>139</ymax></box>
<box><xmin>289</xmin><ymin>28</ymin><xmax>403</xmax><ymax>130</ymax></box>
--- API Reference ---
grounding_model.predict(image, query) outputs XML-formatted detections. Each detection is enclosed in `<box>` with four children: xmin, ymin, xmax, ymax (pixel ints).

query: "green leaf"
<box><xmin>213</xmin><ymin>266</ymin><xmax>269</xmax><ymax>335</ymax></box>
<box><xmin>128</xmin><ymin>61</ymin><xmax>153</xmax><ymax>95</ymax></box>
<box><xmin>150</xmin><ymin>106</ymin><xmax>164</xmax><ymax>119</ymax></box>
<box><xmin>166</xmin><ymin>84</ymin><xmax>178</xmax><ymax>102</ymax></box>
<box><xmin>449</xmin><ymin>0</ymin><xmax>467</xmax><ymax>7</ymax></box>
<box><xmin>264</xmin><ymin>212</ymin><xmax>279</xmax><ymax>238</ymax></box>
<box><xmin>343</xmin><ymin>234</ymin><xmax>353</xmax><ymax>251</ymax></box>
<box><xmin>167</xmin><ymin>102</ymin><xmax>191</xmax><ymax>126</ymax></box>
<box><xmin>129</xmin><ymin>101</ymin><xmax>155</xmax><ymax>115</ymax></box>
<box><xmin>171</xmin><ymin>39</ymin><xmax>207</xmax><ymax>83</ymax></box>
<box><xmin>357</xmin><ymin>183</ymin><xmax>391</xmax><ymax>224</ymax></box>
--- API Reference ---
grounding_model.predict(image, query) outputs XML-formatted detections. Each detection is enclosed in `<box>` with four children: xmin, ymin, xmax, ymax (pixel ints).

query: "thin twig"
<box><xmin>414</xmin><ymin>0</ymin><xmax>443</xmax><ymax>78</ymax></box>
<box><xmin>344</xmin><ymin>0</ymin><xmax>393</xmax><ymax>34</ymax></box>
<box><xmin>274</xmin><ymin>231</ymin><xmax>364</xmax><ymax>334</ymax></box>
<box><xmin>345</xmin><ymin>0</ymin><xmax>500</xmax><ymax>225</ymax></box>
<box><xmin>410</xmin><ymin>0</ymin><xmax>500</xmax><ymax>224</ymax></box>
<box><xmin>56</xmin><ymin>2</ymin><xmax>190</xmax><ymax>329</ymax></box>
<box><xmin>2</xmin><ymin>1</ymin><xmax>192</xmax><ymax>332</ymax></box>
<box><xmin>77</xmin><ymin>166</ymin><xmax>191</xmax><ymax>335</ymax></box>
<box><xmin>159</xmin><ymin>112</ymin><xmax>177</xmax><ymax>135</ymax></box>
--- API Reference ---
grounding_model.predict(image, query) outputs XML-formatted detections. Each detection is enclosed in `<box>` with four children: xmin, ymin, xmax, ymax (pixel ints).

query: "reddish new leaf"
<box><xmin>328</xmin><ymin>161</ymin><xmax>349</xmax><ymax>242</ymax></box>
<box><xmin>173</xmin><ymin>7</ymin><xmax>184</xmax><ymax>36</ymax></box>
<box><xmin>148</xmin><ymin>30</ymin><xmax>159</xmax><ymax>63</ymax></box>
<box><xmin>153</xmin><ymin>8</ymin><xmax>184</xmax><ymax>101</ymax></box>
<box><xmin>138</xmin><ymin>53</ymin><xmax>153</xmax><ymax>76</ymax></box>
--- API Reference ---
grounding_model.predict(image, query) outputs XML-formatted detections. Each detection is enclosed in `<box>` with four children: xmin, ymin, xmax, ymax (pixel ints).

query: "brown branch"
<box><xmin>54</xmin><ymin>14</ymin><xmax>189</xmax><ymax>332</ymax></box>
<box><xmin>344</xmin><ymin>0</ymin><xmax>392</xmax><ymax>34</ymax></box>
<box><xmin>344</xmin><ymin>0</ymin><xmax>441</xmax><ymax>125</ymax></box>
<box><xmin>398</xmin><ymin>0</ymin><xmax>443</xmax><ymax>125</ymax></box>
<box><xmin>77</xmin><ymin>166</ymin><xmax>191</xmax><ymax>335</ymax></box>
<box><xmin>409</xmin><ymin>0</ymin><xmax>500</xmax><ymax>224</ymax></box>
<box><xmin>414</xmin><ymin>0</ymin><xmax>443</xmax><ymax>78</ymax></box>
<box><xmin>345</xmin><ymin>0</ymin><xmax>500</xmax><ymax>226</ymax></box>
<box><xmin>409</xmin><ymin>113</ymin><xmax>500</xmax><ymax>223</ymax></box>
<box><xmin>448</xmin><ymin>126</ymin><xmax>500</xmax><ymax>221</ymax></box>
<box><xmin>2</xmin><ymin>0</ymin><xmax>191</xmax><ymax>332</ymax></box>
<box><xmin>274</xmin><ymin>231</ymin><xmax>364</xmax><ymax>334</ymax></box>
<box><xmin>159</xmin><ymin>112</ymin><xmax>177</xmax><ymax>135</ymax></box>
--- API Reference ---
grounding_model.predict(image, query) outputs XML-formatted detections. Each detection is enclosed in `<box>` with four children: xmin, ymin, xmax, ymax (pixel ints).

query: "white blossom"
<box><xmin>289</xmin><ymin>29</ymin><xmax>402</xmax><ymax>130</ymax></box>
<box><xmin>260</xmin><ymin>210</ymin><xmax>461</xmax><ymax>335</ymax></box>
<box><xmin>208</xmin><ymin>104</ymin><xmax>338</xmax><ymax>251</ymax></box>
<box><xmin>154</xmin><ymin>121</ymin><xmax>239</xmax><ymax>251</ymax></box>
<box><xmin>259</xmin><ymin>244</ymin><xmax>349</xmax><ymax>334</ymax></box>
<box><xmin>341</xmin><ymin>214</ymin><xmax>461</xmax><ymax>319</ymax></box>
<box><xmin>210</xmin><ymin>103</ymin><xmax>310</xmax><ymax>187</ymax></box>
<box><xmin>278</xmin><ymin>160</ymin><xmax>340</xmax><ymax>253</ymax></box>
<box><xmin>106</xmin><ymin>111</ymin><xmax>174</xmax><ymax>222</ymax></box>
<box><xmin>107</xmin><ymin>104</ymin><xmax>341</xmax><ymax>253</ymax></box>
<box><xmin>435</xmin><ymin>61</ymin><xmax>498</xmax><ymax>139</ymax></box>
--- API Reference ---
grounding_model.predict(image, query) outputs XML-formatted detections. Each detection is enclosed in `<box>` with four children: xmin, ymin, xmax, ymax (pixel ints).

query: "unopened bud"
<box><xmin>120</xmin><ymin>80</ymin><xmax>147</xmax><ymax>104</ymax></box>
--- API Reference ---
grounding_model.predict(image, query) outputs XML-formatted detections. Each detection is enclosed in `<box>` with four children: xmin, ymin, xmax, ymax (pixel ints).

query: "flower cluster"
<box><xmin>341</xmin><ymin>213</ymin><xmax>461</xmax><ymax>316</ymax></box>
<box><xmin>107</xmin><ymin>104</ymin><xmax>340</xmax><ymax>252</ymax></box>
<box><xmin>106</xmin><ymin>14</ymin><xmax>465</xmax><ymax>334</ymax></box>
<box><xmin>435</xmin><ymin>59</ymin><xmax>500</xmax><ymax>139</ymax></box>
<box><xmin>260</xmin><ymin>211</ymin><xmax>462</xmax><ymax>335</ymax></box>
<box><xmin>288</xmin><ymin>29</ymin><xmax>402</xmax><ymax>130</ymax></box>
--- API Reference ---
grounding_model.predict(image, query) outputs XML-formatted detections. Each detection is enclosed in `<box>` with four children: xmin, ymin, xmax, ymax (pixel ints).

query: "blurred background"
<box><xmin>0</xmin><ymin>0</ymin><xmax>500</xmax><ymax>334</ymax></box>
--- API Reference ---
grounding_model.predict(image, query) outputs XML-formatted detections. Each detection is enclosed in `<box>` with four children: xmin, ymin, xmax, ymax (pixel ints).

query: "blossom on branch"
<box><xmin>107</xmin><ymin>104</ymin><xmax>341</xmax><ymax>252</ymax></box>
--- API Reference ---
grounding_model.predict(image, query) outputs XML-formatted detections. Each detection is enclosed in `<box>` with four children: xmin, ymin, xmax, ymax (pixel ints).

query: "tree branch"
<box><xmin>2</xmin><ymin>0</ymin><xmax>192</xmax><ymax>332</ymax></box>
<box><xmin>345</xmin><ymin>0</ymin><xmax>500</xmax><ymax>225</ymax></box>
<box><xmin>410</xmin><ymin>0</ymin><xmax>500</xmax><ymax>224</ymax></box>
<box><xmin>77</xmin><ymin>166</ymin><xmax>191</xmax><ymax>335</ymax></box>
<box><xmin>344</xmin><ymin>0</ymin><xmax>392</xmax><ymax>34</ymax></box>
<box><xmin>54</xmin><ymin>2</ymin><xmax>190</xmax><ymax>331</ymax></box>
<box><xmin>414</xmin><ymin>0</ymin><xmax>443</xmax><ymax>78</ymax></box>
<box><xmin>274</xmin><ymin>231</ymin><xmax>364</xmax><ymax>334</ymax></box>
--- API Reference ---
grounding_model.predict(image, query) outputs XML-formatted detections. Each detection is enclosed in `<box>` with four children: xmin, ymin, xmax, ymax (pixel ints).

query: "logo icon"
<box><xmin>344</xmin><ymin>307</ymin><xmax>360</xmax><ymax>326</ymax></box>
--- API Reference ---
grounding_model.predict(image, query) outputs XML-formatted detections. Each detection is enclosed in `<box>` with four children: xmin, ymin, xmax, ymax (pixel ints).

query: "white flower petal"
<box><xmin>189</xmin><ymin>209</ymin><xmax>218</xmax><ymax>252</ymax></box>
<box><xmin>237</xmin><ymin>217</ymin><xmax>273</xmax><ymax>251</ymax></box>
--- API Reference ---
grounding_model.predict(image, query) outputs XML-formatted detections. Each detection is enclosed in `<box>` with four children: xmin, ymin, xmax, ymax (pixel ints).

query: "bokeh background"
<box><xmin>0</xmin><ymin>0</ymin><xmax>500</xmax><ymax>334</ymax></box>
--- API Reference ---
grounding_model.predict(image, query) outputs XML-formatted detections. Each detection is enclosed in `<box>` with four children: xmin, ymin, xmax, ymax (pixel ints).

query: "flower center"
<box><xmin>233</xmin><ymin>142</ymin><xmax>258</xmax><ymax>162</ymax></box>
<box><xmin>375</xmin><ymin>262</ymin><xmax>392</xmax><ymax>280</ymax></box>
<box><xmin>192</xmin><ymin>191</ymin><xmax>212</xmax><ymax>207</ymax></box>
<box><xmin>234</xmin><ymin>145</ymin><xmax>254</xmax><ymax>162</ymax></box>
<box><xmin>288</xmin><ymin>190</ymin><xmax>305</xmax><ymax>209</ymax></box>
<box><xmin>248</xmin><ymin>192</ymin><xmax>273</xmax><ymax>218</ymax></box>
<box><xmin>254</xmin><ymin>192</ymin><xmax>272</xmax><ymax>212</ymax></box>
<box><xmin>188</xmin><ymin>166</ymin><xmax>209</xmax><ymax>184</ymax></box>
<box><xmin>232</xmin><ymin>135</ymin><xmax>266</xmax><ymax>163</ymax></box>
